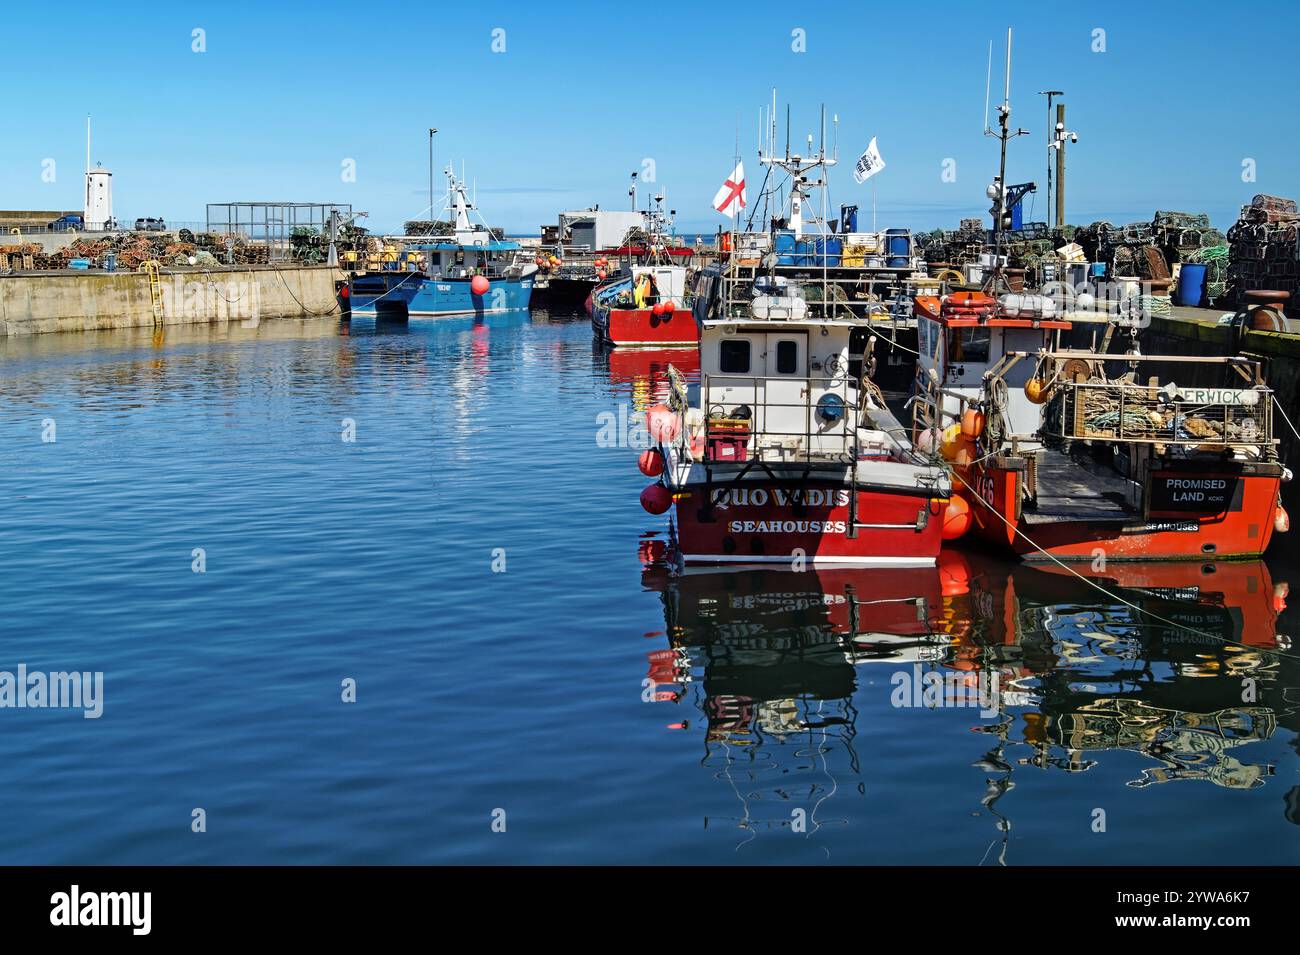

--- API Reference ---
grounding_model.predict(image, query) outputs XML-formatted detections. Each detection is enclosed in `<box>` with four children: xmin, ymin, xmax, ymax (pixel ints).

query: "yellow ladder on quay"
<box><xmin>141</xmin><ymin>260</ymin><xmax>163</xmax><ymax>324</ymax></box>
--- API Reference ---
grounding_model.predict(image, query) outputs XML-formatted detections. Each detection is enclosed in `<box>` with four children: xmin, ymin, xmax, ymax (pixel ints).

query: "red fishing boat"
<box><xmin>909</xmin><ymin>293</ymin><xmax>1291</xmax><ymax>561</ymax></box>
<box><xmin>636</xmin><ymin>262</ymin><xmax>955</xmax><ymax>566</ymax></box>
<box><xmin>590</xmin><ymin>263</ymin><xmax>698</xmax><ymax>347</ymax></box>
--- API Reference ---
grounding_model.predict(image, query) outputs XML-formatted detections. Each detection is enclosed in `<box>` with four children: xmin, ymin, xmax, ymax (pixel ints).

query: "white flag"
<box><xmin>853</xmin><ymin>137</ymin><xmax>885</xmax><ymax>184</ymax></box>
<box><xmin>712</xmin><ymin>162</ymin><xmax>746</xmax><ymax>218</ymax></box>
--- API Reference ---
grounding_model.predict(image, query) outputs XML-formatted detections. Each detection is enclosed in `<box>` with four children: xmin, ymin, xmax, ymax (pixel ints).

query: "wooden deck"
<box><xmin>1023</xmin><ymin>448</ymin><xmax>1134</xmax><ymax>525</ymax></box>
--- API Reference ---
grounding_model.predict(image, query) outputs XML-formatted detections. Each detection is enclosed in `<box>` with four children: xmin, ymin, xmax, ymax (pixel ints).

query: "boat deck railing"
<box><xmin>1053</xmin><ymin>379</ymin><xmax>1276</xmax><ymax>450</ymax></box>
<box><xmin>1000</xmin><ymin>351</ymin><xmax>1279</xmax><ymax>452</ymax></box>
<box><xmin>663</xmin><ymin>366</ymin><xmax>865</xmax><ymax>466</ymax></box>
<box><xmin>712</xmin><ymin>259</ymin><xmax>935</xmax><ymax>324</ymax></box>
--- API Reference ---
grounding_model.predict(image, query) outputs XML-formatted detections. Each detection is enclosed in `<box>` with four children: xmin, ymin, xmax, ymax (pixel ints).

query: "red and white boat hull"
<box><xmin>671</xmin><ymin>482</ymin><xmax>948</xmax><ymax>565</ymax></box>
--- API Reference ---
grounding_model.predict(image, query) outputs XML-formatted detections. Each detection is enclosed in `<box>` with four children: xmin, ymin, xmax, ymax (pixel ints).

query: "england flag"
<box><xmin>712</xmin><ymin>162</ymin><xmax>747</xmax><ymax>218</ymax></box>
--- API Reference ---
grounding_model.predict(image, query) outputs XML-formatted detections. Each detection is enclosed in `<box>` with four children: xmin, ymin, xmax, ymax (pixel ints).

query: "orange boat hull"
<box><xmin>955</xmin><ymin>463</ymin><xmax>1283</xmax><ymax>561</ymax></box>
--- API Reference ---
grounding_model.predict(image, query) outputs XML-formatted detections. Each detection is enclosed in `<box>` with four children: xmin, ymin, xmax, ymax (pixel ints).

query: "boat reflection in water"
<box><xmin>640</xmin><ymin>549</ymin><xmax>1297</xmax><ymax>860</ymax></box>
<box><xmin>595</xmin><ymin>341</ymin><xmax>700</xmax><ymax>413</ymax></box>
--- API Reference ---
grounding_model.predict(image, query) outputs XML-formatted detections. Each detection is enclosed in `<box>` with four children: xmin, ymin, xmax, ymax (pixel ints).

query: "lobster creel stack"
<box><xmin>1226</xmin><ymin>194</ymin><xmax>1299</xmax><ymax>310</ymax></box>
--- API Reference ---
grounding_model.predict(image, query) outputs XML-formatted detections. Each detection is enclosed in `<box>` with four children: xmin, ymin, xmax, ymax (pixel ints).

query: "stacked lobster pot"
<box><xmin>1226</xmin><ymin>194</ymin><xmax>1299</xmax><ymax>309</ymax></box>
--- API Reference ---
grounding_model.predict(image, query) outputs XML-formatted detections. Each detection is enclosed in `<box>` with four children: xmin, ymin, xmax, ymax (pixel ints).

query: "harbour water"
<box><xmin>0</xmin><ymin>308</ymin><xmax>1297</xmax><ymax>865</ymax></box>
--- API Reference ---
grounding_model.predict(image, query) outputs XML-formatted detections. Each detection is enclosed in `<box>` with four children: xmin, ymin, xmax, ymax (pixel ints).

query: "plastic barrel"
<box><xmin>775</xmin><ymin>231</ymin><xmax>796</xmax><ymax>266</ymax></box>
<box><xmin>823</xmin><ymin>237</ymin><xmax>842</xmax><ymax>267</ymax></box>
<box><xmin>809</xmin><ymin>237</ymin><xmax>824</xmax><ymax>267</ymax></box>
<box><xmin>1176</xmin><ymin>263</ymin><xmax>1207</xmax><ymax>307</ymax></box>
<box><xmin>885</xmin><ymin>228</ymin><xmax>910</xmax><ymax>267</ymax></box>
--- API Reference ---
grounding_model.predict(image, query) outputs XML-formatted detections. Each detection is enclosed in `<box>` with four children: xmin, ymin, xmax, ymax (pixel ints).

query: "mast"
<box><xmin>986</xmin><ymin>28</ymin><xmax>1028</xmax><ymax>291</ymax></box>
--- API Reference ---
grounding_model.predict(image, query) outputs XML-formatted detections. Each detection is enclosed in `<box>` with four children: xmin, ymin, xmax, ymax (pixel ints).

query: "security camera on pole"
<box><xmin>1049</xmin><ymin>106</ymin><xmax>1079</xmax><ymax>228</ymax></box>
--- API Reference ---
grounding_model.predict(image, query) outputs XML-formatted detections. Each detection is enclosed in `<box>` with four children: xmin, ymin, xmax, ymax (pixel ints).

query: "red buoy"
<box><xmin>638</xmin><ymin>448</ymin><xmax>664</xmax><ymax>476</ymax></box>
<box><xmin>470</xmin><ymin>275</ymin><xmax>490</xmax><ymax>296</ymax></box>
<box><xmin>651</xmin><ymin>301</ymin><xmax>666</xmax><ymax>315</ymax></box>
<box><xmin>661</xmin><ymin>301</ymin><xmax>675</xmax><ymax>317</ymax></box>
<box><xmin>640</xmin><ymin>484</ymin><xmax>672</xmax><ymax>515</ymax></box>
<box><xmin>941</xmin><ymin>495</ymin><xmax>972</xmax><ymax>540</ymax></box>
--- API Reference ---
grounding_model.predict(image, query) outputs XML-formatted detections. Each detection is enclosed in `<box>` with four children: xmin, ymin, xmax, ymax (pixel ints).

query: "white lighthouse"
<box><xmin>83</xmin><ymin>116</ymin><xmax>113</xmax><ymax>231</ymax></box>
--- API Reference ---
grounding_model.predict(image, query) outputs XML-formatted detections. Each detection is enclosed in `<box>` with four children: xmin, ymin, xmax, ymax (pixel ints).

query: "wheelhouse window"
<box><xmin>948</xmin><ymin>327</ymin><xmax>991</xmax><ymax>364</ymax></box>
<box><xmin>775</xmin><ymin>339</ymin><xmax>799</xmax><ymax>375</ymax></box>
<box><xmin>719</xmin><ymin>339</ymin><xmax>751</xmax><ymax>374</ymax></box>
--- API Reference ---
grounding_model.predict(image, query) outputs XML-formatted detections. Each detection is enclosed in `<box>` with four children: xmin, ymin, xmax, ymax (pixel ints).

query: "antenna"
<box><xmin>819</xmin><ymin>104</ymin><xmax>826</xmax><ymax>159</ymax></box>
<box><xmin>982</xmin><ymin>41</ymin><xmax>993</xmax><ymax>135</ymax></box>
<box><xmin>1003</xmin><ymin>26</ymin><xmax>1012</xmax><ymax>111</ymax></box>
<box><xmin>832</xmin><ymin>113</ymin><xmax>839</xmax><ymax>161</ymax></box>
<box><xmin>770</xmin><ymin>88</ymin><xmax>777</xmax><ymax>159</ymax></box>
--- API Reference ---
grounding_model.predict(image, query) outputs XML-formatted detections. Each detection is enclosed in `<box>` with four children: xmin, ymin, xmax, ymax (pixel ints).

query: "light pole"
<box><xmin>428</xmin><ymin>128</ymin><xmax>438</xmax><ymax>232</ymax></box>
<box><xmin>1039</xmin><ymin>91</ymin><xmax>1062</xmax><ymax>225</ymax></box>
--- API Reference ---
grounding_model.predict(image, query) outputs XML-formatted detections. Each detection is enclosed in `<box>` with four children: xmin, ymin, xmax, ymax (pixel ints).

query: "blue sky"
<box><xmin>1</xmin><ymin>0</ymin><xmax>1296</xmax><ymax>235</ymax></box>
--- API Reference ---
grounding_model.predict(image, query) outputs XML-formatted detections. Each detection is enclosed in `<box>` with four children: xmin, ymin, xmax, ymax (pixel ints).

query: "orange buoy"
<box><xmin>1276</xmin><ymin>504</ymin><xmax>1290</xmax><ymax>533</ymax></box>
<box><xmin>941</xmin><ymin>494</ymin><xmax>972</xmax><ymax>540</ymax></box>
<box><xmin>638</xmin><ymin>448</ymin><xmax>664</xmax><ymax>477</ymax></box>
<box><xmin>470</xmin><ymin>275</ymin><xmax>490</xmax><ymax>296</ymax></box>
<box><xmin>939</xmin><ymin>424</ymin><xmax>964</xmax><ymax>461</ymax></box>
<box><xmin>1025</xmin><ymin>378</ymin><xmax>1049</xmax><ymax>404</ymax></box>
<box><xmin>640</xmin><ymin>484</ymin><xmax>672</xmax><ymax>514</ymax></box>
<box><xmin>961</xmin><ymin>408</ymin><xmax>985</xmax><ymax>439</ymax></box>
<box><xmin>953</xmin><ymin>439</ymin><xmax>977</xmax><ymax>468</ymax></box>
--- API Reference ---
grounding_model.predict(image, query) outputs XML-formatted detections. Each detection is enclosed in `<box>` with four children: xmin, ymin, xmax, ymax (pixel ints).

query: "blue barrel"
<box><xmin>795</xmin><ymin>239</ymin><xmax>811</xmax><ymax>266</ymax></box>
<box><xmin>1177</xmin><ymin>263</ymin><xmax>1207</xmax><ymax>307</ymax></box>
<box><xmin>823</xmin><ymin>237</ymin><xmax>842</xmax><ymax>267</ymax></box>
<box><xmin>885</xmin><ymin>228</ymin><xmax>910</xmax><ymax>267</ymax></box>
<box><xmin>775</xmin><ymin>230</ymin><xmax>796</xmax><ymax>265</ymax></box>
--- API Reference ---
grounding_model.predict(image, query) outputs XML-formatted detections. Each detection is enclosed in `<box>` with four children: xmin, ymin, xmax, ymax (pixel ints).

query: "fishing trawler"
<box><xmin>348</xmin><ymin>167</ymin><xmax>536</xmax><ymax>317</ymax></box>
<box><xmin>633</xmin><ymin>110</ymin><xmax>956</xmax><ymax>566</ymax></box>
<box><xmin>589</xmin><ymin>188</ymin><xmax>699</xmax><ymax>347</ymax></box>
<box><xmin>905</xmin><ymin>30</ymin><xmax>1290</xmax><ymax>562</ymax></box>
<box><xmin>589</xmin><ymin>263</ymin><xmax>696</xmax><ymax>346</ymax></box>
<box><xmin>909</xmin><ymin>292</ymin><xmax>1290</xmax><ymax>560</ymax></box>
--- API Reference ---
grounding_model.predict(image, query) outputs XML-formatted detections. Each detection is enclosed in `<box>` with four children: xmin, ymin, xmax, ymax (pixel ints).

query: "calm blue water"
<box><xmin>0</xmin><ymin>309</ymin><xmax>1297</xmax><ymax>865</ymax></box>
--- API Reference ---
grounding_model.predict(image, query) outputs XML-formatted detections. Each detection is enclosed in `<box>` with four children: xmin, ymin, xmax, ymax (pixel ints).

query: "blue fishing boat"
<box><xmin>349</xmin><ymin>167</ymin><xmax>536</xmax><ymax>317</ymax></box>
